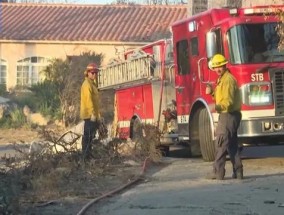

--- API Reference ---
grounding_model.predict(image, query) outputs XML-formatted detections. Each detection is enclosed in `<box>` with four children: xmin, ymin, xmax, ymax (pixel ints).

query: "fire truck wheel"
<box><xmin>189</xmin><ymin>109</ymin><xmax>201</xmax><ymax>157</ymax></box>
<box><xmin>199</xmin><ymin>108</ymin><xmax>215</xmax><ymax>162</ymax></box>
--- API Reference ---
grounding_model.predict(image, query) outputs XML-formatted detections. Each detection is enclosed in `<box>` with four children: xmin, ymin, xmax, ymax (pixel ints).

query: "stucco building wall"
<box><xmin>0</xmin><ymin>42</ymin><xmax>143</xmax><ymax>90</ymax></box>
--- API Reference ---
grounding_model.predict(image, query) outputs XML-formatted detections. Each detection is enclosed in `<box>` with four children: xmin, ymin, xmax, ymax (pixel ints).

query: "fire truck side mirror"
<box><xmin>206</xmin><ymin>32</ymin><xmax>217</xmax><ymax>59</ymax></box>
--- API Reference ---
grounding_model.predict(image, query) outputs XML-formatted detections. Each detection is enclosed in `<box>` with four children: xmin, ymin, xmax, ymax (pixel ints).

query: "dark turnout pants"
<box><xmin>82</xmin><ymin>119</ymin><xmax>99</xmax><ymax>158</ymax></box>
<box><xmin>213</xmin><ymin>111</ymin><xmax>243</xmax><ymax>178</ymax></box>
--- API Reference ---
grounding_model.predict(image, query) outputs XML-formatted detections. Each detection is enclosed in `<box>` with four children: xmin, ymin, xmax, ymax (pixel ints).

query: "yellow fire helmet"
<box><xmin>210</xmin><ymin>54</ymin><xmax>228</xmax><ymax>68</ymax></box>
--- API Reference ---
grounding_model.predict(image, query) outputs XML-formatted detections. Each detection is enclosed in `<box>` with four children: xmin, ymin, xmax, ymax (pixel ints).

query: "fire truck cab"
<box><xmin>99</xmin><ymin>5</ymin><xmax>284</xmax><ymax>161</ymax></box>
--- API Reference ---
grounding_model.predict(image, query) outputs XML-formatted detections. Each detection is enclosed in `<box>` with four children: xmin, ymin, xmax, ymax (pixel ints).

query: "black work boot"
<box><xmin>236</xmin><ymin>169</ymin><xmax>243</xmax><ymax>179</ymax></box>
<box><xmin>232</xmin><ymin>169</ymin><xmax>243</xmax><ymax>179</ymax></box>
<box><xmin>216</xmin><ymin>172</ymin><xmax>225</xmax><ymax>180</ymax></box>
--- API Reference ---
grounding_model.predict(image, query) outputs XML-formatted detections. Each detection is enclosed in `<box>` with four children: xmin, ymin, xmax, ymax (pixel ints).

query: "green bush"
<box><xmin>0</xmin><ymin>108</ymin><xmax>26</xmax><ymax>128</ymax></box>
<box><xmin>10</xmin><ymin>92</ymin><xmax>37</xmax><ymax>112</ymax></box>
<box><xmin>29</xmin><ymin>81</ymin><xmax>61</xmax><ymax>118</ymax></box>
<box><xmin>0</xmin><ymin>83</ymin><xmax>7</xmax><ymax>96</ymax></box>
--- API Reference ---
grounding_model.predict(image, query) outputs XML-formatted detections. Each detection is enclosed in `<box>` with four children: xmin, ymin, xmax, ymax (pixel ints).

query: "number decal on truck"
<box><xmin>177</xmin><ymin>115</ymin><xmax>189</xmax><ymax>124</ymax></box>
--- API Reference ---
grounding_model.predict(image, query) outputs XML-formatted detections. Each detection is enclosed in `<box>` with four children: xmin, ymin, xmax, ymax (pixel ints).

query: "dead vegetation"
<box><xmin>0</xmin><ymin>123</ymin><xmax>162</xmax><ymax>215</ymax></box>
<box><xmin>277</xmin><ymin>9</ymin><xmax>284</xmax><ymax>50</ymax></box>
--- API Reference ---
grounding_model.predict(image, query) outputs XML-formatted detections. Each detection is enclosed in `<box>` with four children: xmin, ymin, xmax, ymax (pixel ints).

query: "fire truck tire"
<box><xmin>199</xmin><ymin>108</ymin><xmax>215</xmax><ymax>162</ymax></box>
<box><xmin>189</xmin><ymin>109</ymin><xmax>201</xmax><ymax>157</ymax></box>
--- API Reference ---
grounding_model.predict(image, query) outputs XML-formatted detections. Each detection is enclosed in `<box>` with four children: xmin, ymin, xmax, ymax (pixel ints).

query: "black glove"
<box><xmin>215</xmin><ymin>104</ymin><xmax>222</xmax><ymax>112</ymax></box>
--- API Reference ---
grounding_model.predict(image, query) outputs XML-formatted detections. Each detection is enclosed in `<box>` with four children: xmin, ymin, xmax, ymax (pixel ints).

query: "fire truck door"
<box><xmin>188</xmin><ymin>36</ymin><xmax>200</xmax><ymax>100</ymax></box>
<box><xmin>129</xmin><ymin>84</ymin><xmax>153</xmax><ymax>120</ymax></box>
<box><xmin>130</xmin><ymin>86</ymin><xmax>144</xmax><ymax>117</ymax></box>
<box><xmin>175</xmin><ymin>39</ymin><xmax>191</xmax><ymax>127</ymax></box>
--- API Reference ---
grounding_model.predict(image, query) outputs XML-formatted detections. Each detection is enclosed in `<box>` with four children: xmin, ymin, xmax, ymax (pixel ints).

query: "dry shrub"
<box><xmin>276</xmin><ymin>8</ymin><xmax>284</xmax><ymax>50</ymax></box>
<box><xmin>0</xmin><ymin>170</ymin><xmax>21</xmax><ymax>214</ymax></box>
<box><xmin>0</xmin><ymin>132</ymin><xmax>121</xmax><ymax>212</ymax></box>
<box><xmin>131</xmin><ymin>123</ymin><xmax>162</xmax><ymax>163</ymax></box>
<box><xmin>0</xmin><ymin>123</ymin><xmax>162</xmax><ymax>213</ymax></box>
<box><xmin>29</xmin><ymin>170</ymin><xmax>63</xmax><ymax>200</ymax></box>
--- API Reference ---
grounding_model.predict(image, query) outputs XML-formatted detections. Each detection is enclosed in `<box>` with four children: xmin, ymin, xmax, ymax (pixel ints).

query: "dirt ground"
<box><xmin>0</xmin><ymin>128</ymin><xmax>40</xmax><ymax>145</ymax></box>
<box><xmin>0</xmin><ymin>127</ymin><xmax>146</xmax><ymax>215</ymax></box>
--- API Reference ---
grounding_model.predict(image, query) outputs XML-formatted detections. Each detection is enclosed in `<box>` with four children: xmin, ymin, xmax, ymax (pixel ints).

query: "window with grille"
<box><xmin>16</xmin><ymin>57</ymin><xmax>49</xmax><ymax>86</ymax></box>
<box><xmin>0</xmin><ymin>59</ymin><xmax>7</xmax><ymax>85</ymax></box>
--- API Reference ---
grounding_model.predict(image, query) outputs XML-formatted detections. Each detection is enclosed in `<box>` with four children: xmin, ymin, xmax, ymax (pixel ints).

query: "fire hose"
<box><xmin>76</xmin><ymin>156</ymin><xmax>150</xmax><ymax>215</ymax></box>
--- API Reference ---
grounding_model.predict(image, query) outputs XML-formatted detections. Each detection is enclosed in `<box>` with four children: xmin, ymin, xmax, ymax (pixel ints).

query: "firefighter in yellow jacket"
<box><xmin>80</xmin><ymin>63</ymin><xmax>101</xmax><ymax>158</ymax></box>
<box><xmin>206</xmin><ymin>54</ymin><xmax>243</xmax><ymax>180</ymax></box>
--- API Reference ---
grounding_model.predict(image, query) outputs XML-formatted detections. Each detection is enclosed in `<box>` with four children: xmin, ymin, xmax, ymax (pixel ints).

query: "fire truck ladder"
<box><xmin>98</xmin><ymin>55</ymin><xmax>160</xmax><ymax>90</ymax></box>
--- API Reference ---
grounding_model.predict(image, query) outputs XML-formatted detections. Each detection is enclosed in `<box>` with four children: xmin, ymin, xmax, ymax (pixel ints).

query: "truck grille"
<box><xmin>271</xmin><ymin>68</ymin><xmax>284</xmax><ymax>115</ymax></box>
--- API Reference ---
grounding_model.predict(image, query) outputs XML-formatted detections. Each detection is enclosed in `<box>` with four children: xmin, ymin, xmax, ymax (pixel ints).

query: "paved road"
<box><xmin>169</xmin><ymin>144</ymin><xmax>284</xmax><ymax>158</ymax></box>
<box><xmin>94</xmin><ymin>145</ymin><xmax>284</xmax><ymax>215</ymax></box>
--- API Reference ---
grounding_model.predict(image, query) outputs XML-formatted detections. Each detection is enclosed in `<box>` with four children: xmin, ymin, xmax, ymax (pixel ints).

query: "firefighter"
<box><xmin>206</xmin><ymin>54</ymin><xmax>243</xmax><ymax>180</ymax></box>
<box><xmin>80</xmin><ymin>63</ymin><xmax>101</xmax><ymax>159</ymax></box>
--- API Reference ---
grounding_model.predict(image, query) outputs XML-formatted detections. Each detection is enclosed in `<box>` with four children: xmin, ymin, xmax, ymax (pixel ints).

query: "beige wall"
<box><xmin>0</xmin><ymin>42</ymin><xmax>144</xmax><ymax>90</ymax></box>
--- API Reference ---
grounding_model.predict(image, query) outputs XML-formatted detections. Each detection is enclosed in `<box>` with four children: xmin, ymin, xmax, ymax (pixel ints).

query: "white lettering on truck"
<box><xmin>251</xmin><ymin>73</ymin><xmax>264</xmax><ymax>82</ymax></box>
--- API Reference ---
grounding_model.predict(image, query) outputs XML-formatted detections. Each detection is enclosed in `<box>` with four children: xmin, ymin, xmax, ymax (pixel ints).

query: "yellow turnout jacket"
<box><xmin>80</xmin><ymin>77</ymin><xmax>100</xmax><ymax>120</ymax></box>
<box><xmin>214</xmin><ymin>69</ymin><xmax>241</xmax><ymax>113</ymax></box>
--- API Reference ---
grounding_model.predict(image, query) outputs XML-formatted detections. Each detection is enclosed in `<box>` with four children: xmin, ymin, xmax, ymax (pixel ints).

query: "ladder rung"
<box><xmin>98</xmin><ymin>56</ymin><xmax>159</xmax><ymax>89</ymax></box>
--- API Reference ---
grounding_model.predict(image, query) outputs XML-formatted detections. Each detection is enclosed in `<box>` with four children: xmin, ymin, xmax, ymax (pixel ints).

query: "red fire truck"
<box><xmin>99</xmin><ymin>5</ymin><xmax>284</xmax><ymax>161</ymax></box>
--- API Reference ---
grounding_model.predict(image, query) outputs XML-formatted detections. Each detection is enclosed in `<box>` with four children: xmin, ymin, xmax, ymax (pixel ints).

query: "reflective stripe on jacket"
<box><xmin>80</xmin><ymin>77</ymin><xmax>100</xmax><ymax>120</ymax></box>
<box><xmin>214</xmin><ymin>69</ymin><xmax>241</xmax><ymax>113</ymax></box>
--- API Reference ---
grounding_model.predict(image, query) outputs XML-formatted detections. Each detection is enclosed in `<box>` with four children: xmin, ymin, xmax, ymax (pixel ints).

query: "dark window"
<box><xmin>176</xmin><ymin>40</ymin><xmax>189</xmax><ymax>75</ymax></box>
<box><xmin>31</xmin><ymin>57</ymin><xmax>37</xmax><ymax>63</ymax></box>
<box><xmin>214</xmin><ymin>29</ymin><xmax>223</xmax><ymax>55</ymax></box>
<box><xmin>228</xmin><ymin>23</ymin><xmax>283</xmax><ymax>64</ymax></box>
<box><xmin>190</xmin><ymin>37</ymin><xmax>199</xmax><ymax>56</ymax></box>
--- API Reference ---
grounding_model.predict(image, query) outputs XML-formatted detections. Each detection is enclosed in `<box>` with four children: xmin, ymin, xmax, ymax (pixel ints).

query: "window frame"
<box><xmin>176</xmin><ymin>39</ymin><xmax>190</xmax><ymax>75</ymax></box>
<box><xmin>0</xmin><ymin>59</ymin><xmax>7</xmax><ymax>85</ymax></box>
<box><xmin>190</xmin><ymin>37</ymin><xmax>199</xmax><ymax>56</ymax></box>
<box><xmin>16</xmin><ymin>56</ymin><xmax>49</xmax><ymax>87</ymax></box>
